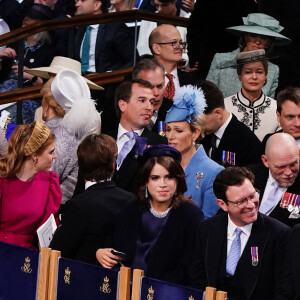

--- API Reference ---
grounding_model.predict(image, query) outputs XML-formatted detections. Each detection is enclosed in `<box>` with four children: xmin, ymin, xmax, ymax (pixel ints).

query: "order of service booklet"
<box><xmin>37</xmin><ymin>214</ymin><xmax>57</xmax><ymax>247</ymax></box>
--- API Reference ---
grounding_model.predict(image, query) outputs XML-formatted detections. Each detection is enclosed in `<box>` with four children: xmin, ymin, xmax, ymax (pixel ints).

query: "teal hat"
<box><xmin>227</xmin><ymin>13</ymin><xmax>291</xmax><ymax>45</ymax></box>
<box><xmin>165</xmin><ymin>85</ymin><xmax>207</xmax><ymax>124</ymax></box>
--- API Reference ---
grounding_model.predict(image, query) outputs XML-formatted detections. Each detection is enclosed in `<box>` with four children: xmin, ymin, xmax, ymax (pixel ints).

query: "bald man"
<box><xmin>248</xmin><ymin>133</ymin><xmax>300</xmax><ymax>227</ymax></box>
<box><xmin>149</xmin><ymin>24</ymin><xmax>196</xmax><ymax>99</ymax></box>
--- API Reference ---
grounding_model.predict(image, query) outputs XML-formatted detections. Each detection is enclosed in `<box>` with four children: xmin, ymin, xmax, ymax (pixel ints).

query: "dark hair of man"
<box><xmin>213</xmin><ymin>166</ymin><xmax>255</xmax><ymax>203</ymax></box>
<box><xmin>132</xmin><ymin>59</ymin><xmax>165</xmax><ymax>79</ymax></box>
<box><xmin>77</xmin><ymin>134</ymin><xmax>117</xmax><ymax>181</ymax></box>
<box><xmin>196</xmin><ymin>80</ymin><xmax>225</xmax><ymax>114</ymax></box>
<box><xmin>114</xmin><ymin>79</ymin><xmax>154</xmax><ymax>119</ymax></box>
<box><xmin>237</xmin><ymin>59</ymin><xmax>268</xmax><ymax>76</ymax></box>
<box><xmin>151</xmin><ymin>0</ymin><xmax>176</xmax><ymax>6</ymax></box>
<box><xmin>276</xmin><ymin>87</ymin><xmax>300</xmax><ymax>114</ymax></box>
<box><xmin>135</xmin><ymin>156</ymin><xmax>192</xmax><ymax>211</ymax></box>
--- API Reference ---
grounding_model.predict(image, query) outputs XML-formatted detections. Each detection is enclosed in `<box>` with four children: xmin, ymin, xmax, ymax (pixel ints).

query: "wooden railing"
<box><xmin>0</xmin><ymin>11</ymin><xmax>188</xmax><ymax>105</ymax></box>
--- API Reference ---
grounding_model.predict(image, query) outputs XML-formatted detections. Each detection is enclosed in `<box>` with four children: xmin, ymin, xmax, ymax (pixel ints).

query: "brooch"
<box><xmin>195</xmin><ymin>172</ymin><xmax>204</xmax><ymax>189</ymax></box>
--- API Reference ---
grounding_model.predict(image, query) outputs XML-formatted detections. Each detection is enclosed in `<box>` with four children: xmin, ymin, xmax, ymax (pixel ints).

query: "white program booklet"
<box><xmin>37</xmin><ymin>214</ymin><xmax>57</xmax><ymax>247</ymax></box>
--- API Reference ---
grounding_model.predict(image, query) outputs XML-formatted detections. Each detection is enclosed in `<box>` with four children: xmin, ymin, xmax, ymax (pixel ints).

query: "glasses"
<box><xmin>227</xmin><ymin>190</ymin><xmax>260</xmax><ymax>208</ymax></box>
<box><xmin>156</xmin><ymin>41</ymin><xmax>187</xmax><ymax>50</ymax></box>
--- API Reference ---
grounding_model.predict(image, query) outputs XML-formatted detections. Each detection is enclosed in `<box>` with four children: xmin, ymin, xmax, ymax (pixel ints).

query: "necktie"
<box><xmin>147</xmin><ymin>110</ymin><xmax>158</xmax><ymax>131</ymax></box>
<box><xmin>226</xmin><ymin>228</ymin><xmax>242</xmax><ymax>276</ymax></box>
<box><xmin>210</xmin><ymin>133</ymin><xmax>218</xmax><ymax>160</ymax></box>
<box><xmin>81</xmin><ymin>26</ymin><xmax>92</xmax><ymax>75</ymax></box>
<box><xmin>259</xmin><ymin>181</ymin><xmax>279</xmax><ymax>215</ymax></box>
<box><xmin>117</xmin><ymin>132</ymin><xmax>137</xmax><ymax>168</ymax></box>
<box><xmin>164</xmin><ymin>73</ymin><xmax>175</xmax><ymax>100</ymax></box>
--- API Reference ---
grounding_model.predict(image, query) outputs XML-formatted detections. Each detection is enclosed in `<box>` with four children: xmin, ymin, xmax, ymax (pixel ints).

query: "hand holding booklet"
<box><xmin>37</xmin><ymin>214</ymin><xmax>57</xmax><ymax>248</ymax></box>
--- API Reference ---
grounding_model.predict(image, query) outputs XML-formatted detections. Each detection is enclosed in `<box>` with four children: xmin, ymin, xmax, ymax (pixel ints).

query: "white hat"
<box><xmin>51</xmin><ymin>69</ymin><xmax>91</xmax><ymax>112</ymax></box>
<box><xmin>25</xmin><ymin>56</ymin><xmax>104</xmax><ymax>90</ymax></box>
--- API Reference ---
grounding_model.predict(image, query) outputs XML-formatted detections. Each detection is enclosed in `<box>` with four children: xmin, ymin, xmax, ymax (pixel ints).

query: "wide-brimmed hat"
<box><xmin>226</xmin><ymin>13</ymin><xmax>291</xmax><ymax>45</ymax></box>
<box><xmin>142</xmin><ymin>145</ymin><xmax>182</xmax><ymax>163</ymax></box>
<box><xmin>165</xmin><ymin>85</ymin><xmax>207</xmax><ymax>124</ymax></box>
<box><xmin>26</xmin><ymin>4</ymin><xmax>55</xmax><ymax>21</ymax></box>
<box><xmin>51</xmin><ymin>69</ymin><xmax>91</xmax><ymax>112</ymax></box>
<box><xmin>25</xmin><ymin>56</ymin><xmax>103</xmax><ymax>90</ymax></box>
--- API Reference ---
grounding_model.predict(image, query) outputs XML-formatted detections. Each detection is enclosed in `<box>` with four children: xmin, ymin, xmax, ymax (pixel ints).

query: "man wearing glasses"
<box><xmin>190</xmin><ymin>166</ymin><xmax>290</xmax><ymax>300</ymax></box>
<box><xmin>149</xmin><ymin>24</ymin><xmax>196</xmax><ymax>100</ymax></box>
<box><xmin>249</xmin><ymin>132</ymin><xmax>300</xmax><ymax>228</ymax></box>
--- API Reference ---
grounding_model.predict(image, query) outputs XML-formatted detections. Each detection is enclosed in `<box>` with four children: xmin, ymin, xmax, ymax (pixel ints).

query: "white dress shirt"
<box><xmin>80</xmin><ymin>24</ymin><xmax>99</xmax><ymax>73</ymax></box>
<box><xmin>208</xmin><ymin>113</ymin><xmax>232</xmax><ymax>157</ymax></box>
<box><xmin>116</xmin><ymin>124</ymin><xmax>144</xmax><ymax>170</ymax></box>
<box><xmin>227</xmin><ymin>215</ymin><xmax>253</xmax><ymax>257</ymax></box>
<box><xmin>259</xmin><ymin>171</ymin><xmax>287</xmax><ymax>215</ymax></box>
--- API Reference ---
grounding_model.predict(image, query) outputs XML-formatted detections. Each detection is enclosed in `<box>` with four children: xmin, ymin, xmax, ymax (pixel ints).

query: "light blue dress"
<box><xmin>206</xmin><ymin>48</ymin><xmax>279</xmax><ymax>98</ymax></box>
<box><xmin>185</xmin><ymin>145</ymin><xmax>224</xmax><ymax>218</ymax></box>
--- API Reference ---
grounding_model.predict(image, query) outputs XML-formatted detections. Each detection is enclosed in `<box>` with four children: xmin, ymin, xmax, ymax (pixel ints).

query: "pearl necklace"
<box><xmin>150</xmin><ymin>202</ymin><xmax>172</xmax><ymax>218</ymax></box>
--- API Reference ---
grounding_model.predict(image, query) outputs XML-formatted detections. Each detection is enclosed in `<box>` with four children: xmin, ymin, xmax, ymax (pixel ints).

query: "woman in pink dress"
<box><xmin>0</xmin><ymin>120</ymin><xmax>61</xmax><ymax>249</ymax></box>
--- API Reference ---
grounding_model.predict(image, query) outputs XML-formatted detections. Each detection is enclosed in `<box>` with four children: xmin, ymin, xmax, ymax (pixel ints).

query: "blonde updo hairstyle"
<box><xmin>41</xmin><ymin>77</ymin><xmax>66</xmax><ymax>118</ymax></box>
<box><xmin>0</xmin><ymin>121</ymin><xmax>55</xmax><ymax>178</ymax></box>
<box><xmin>189</xmin><ymin>113</ymin><xmax>206</xmax><ymax>143</ymax></box>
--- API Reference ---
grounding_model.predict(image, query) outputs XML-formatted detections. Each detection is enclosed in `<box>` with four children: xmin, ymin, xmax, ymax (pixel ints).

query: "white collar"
<box><xmin>228</xmin><ymin>214</ymin><xmax>253</xmax><ymax>238</ymax></box>
<box><xmin>214</xmin><ymin>112</ymin><xmax>232</xmax><ymax>140</ymax></box>
<box><xmin>117</xmin><ymin>123</ymin><xmax>143</xmax><ymax>140</ymax></box>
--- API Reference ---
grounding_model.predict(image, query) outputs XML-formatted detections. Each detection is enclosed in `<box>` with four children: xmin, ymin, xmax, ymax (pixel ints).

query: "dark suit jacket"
<box><xmin>114</xmin><ymin>201</ymin><xmax>204</xmax><ymax>285</ymax></box>
<box><xmin>108</xmin><ymin>127</ymin><xmax>167</xmax><ymax>191</ymax></box>
<box><xmin>152</xmin><ymin>98</ymin><xmax>173</xmax><ymax>133</ymax></box>
<box><xmin>71</xmin><ymin>22</ymin><xmax>136</xmax><ymax>73</ymax></box>
<box><xmin>190</xmin><ymin>212</ymin><xmax>290</xmax><ymax>300</ymax></box>
<box><xmin>248</xmin><ymin>163</ymin><xmax>300</xmax><ymax>227</ymax></box>
<box><xmin>50</xmin><ymin>181</ymin><xmax>135</xmax><ymax>265</ymax></box>
<box><xmin>73</xmin><ymin>127</ymin><xmax>167</xmax><ymax>195</ymax></box>
<box><xmin>275</xmin><ymin>224</ymin><xmax>300</xmax><ymax>299</ymax></box>
<box><xmin>202</xmin><ymin>114</ymin><xmax>263</xmax><ymax>167</ymax></box>
<box><xmin>178</xmin><ymin>69</ymin><xmax>197</xmax><ymax>86</ymax></box>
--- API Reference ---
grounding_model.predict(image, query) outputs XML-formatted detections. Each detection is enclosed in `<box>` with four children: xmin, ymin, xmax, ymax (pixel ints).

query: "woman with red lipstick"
<box><xmin>224</xmin><ymin>49</ymin><xmax>279</xmax><ymax>141</ymax></box>
<box><xmin>96</xmin><ymin>144</ymin><xmax>204</xmax><ymax>285</ymax></box>
<box><xmin>0</xmin><ymin>120</ymin><xmax>61</xmax><ymax>249</ymax></box>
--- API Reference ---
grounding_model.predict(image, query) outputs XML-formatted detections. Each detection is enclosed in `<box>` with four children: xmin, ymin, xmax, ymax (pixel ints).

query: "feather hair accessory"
<box><xmin>165</xmin><ymin>85</ymin><xmax>207</xmax><ymax>123</ymax></box>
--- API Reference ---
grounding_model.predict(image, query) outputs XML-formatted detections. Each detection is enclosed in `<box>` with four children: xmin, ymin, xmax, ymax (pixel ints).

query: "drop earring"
<box><xmin>44</xmin><ymin>111</ymin><xmax>47</xmax><ymax>118</ymax></box>
<box><xmin>145</xmin><ymin>186</ymin><xmax>148</xmax><ymax>198</ymax></box>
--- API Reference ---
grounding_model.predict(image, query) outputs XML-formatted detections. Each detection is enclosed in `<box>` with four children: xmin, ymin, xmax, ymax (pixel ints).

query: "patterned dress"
<box><xmin>224</xmin><ymin>91</ymin><xmax>279</xmax><ymax>141</ymax></box>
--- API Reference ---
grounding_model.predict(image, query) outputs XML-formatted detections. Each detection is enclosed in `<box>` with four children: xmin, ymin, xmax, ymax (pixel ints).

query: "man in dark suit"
<box><xmin>149</xmin><ymin>24</ymin><xmax>196</xmax><ymax>100</ymax></box>
<box><xmin>109</xmin><ymin>79</ymin><xmax>167</xmax><ymax>191</ymax></box>
<box><xmin>190</xmin><ymin>166</ymin><xmax>290</xmax><ymax>300</ymax></box>
<box><xmin>132</xmin><ymin>58</ymin><xmax>172</xmax><ymax>134</ymax></box>
<box><xmin>199</xmin><ymin>80</ymin><xmax>263</xmax><ymax>167</ymax></box>
<box><xmin>70</xmin><ymin>0</ymin><xmax>135</xmax><ymax>74</ymax></box>
<box><xmin>248</xmin><ymin>132</ymin><xmax>300</xmax><ymax>228</ymax></box>
<box><xmin>275</xmin><ymin>224</ymin><xmax>300</xmax><ymax>299</ymax></box>
<box><xmin>73</xmin><ymin>79</ymin><xmax>167</xmax><ymax>195</ymax></box>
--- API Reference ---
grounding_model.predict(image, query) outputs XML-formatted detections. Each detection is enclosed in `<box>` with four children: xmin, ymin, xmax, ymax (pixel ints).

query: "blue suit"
<box><xmin>184</xmin><ymin>145</ymin><xmax>223</xmax><ymax>218</ymax></box>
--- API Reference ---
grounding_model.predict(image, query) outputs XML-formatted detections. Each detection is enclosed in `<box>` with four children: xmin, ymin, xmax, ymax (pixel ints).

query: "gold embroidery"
<box><xmin>189</xmin><ymin>296</ymin><xmax>195</xmax><ymax>300</ymax></box>
<box><xmin>64</xmin><ymin>267</ymin><xmax>71</xmax><ymax>284</ymax></box>
<box><xmin>21</xmin><ymin>257</ymin><xmax>32</xmax><ymax>273</ymax></box>
<box><xmin>100</xmin><ymin>276</ymin><xmax>111</xmax><ymax>294</ymax></box>
<box><xmin>147</xmin><ymin>286</ymin><xmax>154</xmax><ymax>300</ymax></box>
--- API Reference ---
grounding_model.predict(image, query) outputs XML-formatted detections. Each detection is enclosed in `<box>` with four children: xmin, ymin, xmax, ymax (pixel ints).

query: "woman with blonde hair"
<box><xmin>165</xmin><ymin>85</ymin><xmax>223</xmax><ymax>218</ymax></box>
<box><xmin>0</xmin><ymin>120</ymin><xmax>61</xmax><ymax>249</ymax></box>
<box><xmin>40</xmin><ymin>69</ymin><xmax>101</xmax><ymax>205</ymax></box>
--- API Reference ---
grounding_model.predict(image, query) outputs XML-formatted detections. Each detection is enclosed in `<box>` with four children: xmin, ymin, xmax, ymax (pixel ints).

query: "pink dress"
<box><xmin>0</xmin><ymin>171</ymin><xmax>61</xmax><ymax>249</ymax></box>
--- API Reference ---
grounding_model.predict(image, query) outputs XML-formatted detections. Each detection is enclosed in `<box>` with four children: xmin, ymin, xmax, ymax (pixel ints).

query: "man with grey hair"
<box><xmin>132</xmin><ymin>59</ymin><xmax>172</xmax><ymax>133</ymax></box>
<box><xmin>248</xmin><ymin>132</ymin><xmax>300</xmax><ymax>227</ymax></box>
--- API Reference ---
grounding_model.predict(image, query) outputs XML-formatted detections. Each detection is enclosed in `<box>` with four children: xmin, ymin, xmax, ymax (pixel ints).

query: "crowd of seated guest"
<box><xmin>1</xmin><ymin>2</ymin><xmax>300</xmax><ymax>299</ymax></box>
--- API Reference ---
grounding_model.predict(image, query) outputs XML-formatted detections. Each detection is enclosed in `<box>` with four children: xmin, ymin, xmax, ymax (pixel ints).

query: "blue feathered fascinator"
<box><xmin>165</xmin><ymin>85</ymin><xmax>207</xmax><ymax>123</ymax></box>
